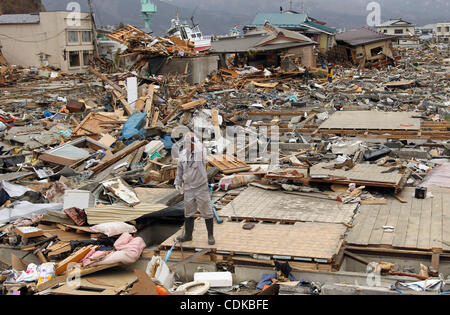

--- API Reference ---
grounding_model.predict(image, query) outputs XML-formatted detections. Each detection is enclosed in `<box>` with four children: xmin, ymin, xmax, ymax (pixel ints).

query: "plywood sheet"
<box><xmin>86</xmin><ymin>203</ymin><xmax>168</xmax><ymax>225</ymax></box>
<box><xmin>319</xmin><ymin>111</ymin><xmax>420</xmax><ymax>131</ymax></box>
<box><xmin>160</xmin><ymin>220</ymin><xmax>346</xmax><ymax>262</ymax></box>
<box><xmin>219</xmin><ymin>186</ymin><xmax>356</xmax><ymax>224</ymax></box>
<box><xmin>310</xmin><ymin>163</ymin><xmax>403</xmax><ymax>186</ymax></box>
<box><xmin>345</xmin><ymin>187</ymin><xmax>450</xmax><ymax>252</ymax></box>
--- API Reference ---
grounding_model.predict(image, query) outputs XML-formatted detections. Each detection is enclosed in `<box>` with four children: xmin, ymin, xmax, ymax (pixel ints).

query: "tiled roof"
<box><xmin>336</xmin><ymin>27</ymin><xmax>398</xmax><ymax>46</ymax></box>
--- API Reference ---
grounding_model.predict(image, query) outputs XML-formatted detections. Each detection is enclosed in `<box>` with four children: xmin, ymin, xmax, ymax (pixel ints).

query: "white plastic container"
<box><xmin>194</xmin><ymin>272</ymin><xmax>233</xmax><ymax>288</ymax></box>
<box><xmin>63</xmin><ymin>190</ymin><xmax>96</xmax><ymax>210</ymax></box>
<box><xmin>146</xmin><ymin>256</ymin><xmax>174</xmax><ymax>290</ymax></box>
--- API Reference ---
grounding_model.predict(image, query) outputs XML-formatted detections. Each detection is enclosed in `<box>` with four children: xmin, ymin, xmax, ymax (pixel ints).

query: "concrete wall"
<box><xmin>351</xmin><ymin>40</ymin><xmax>394</xmax><ymax>64</ymax></box>
<box><xmin>286</xmin><ymin>45</ymin><xmax>316</xmax><ymax>68</ymax></box>
<box><xmin>376</xmin><ymin>25</ymin><xmax>415</xmax><ymax>36</ymax></box>
<box><xmin>0</xmin><ymin>12</ymin><xmax>94</xmax><ymax>73</ymax></box>
<box><xmin>158</xmin><ymin>55</ymin><xmax>219</xmax><ymax>84</ymax></box>
<box><xmin>436</xmin><ymin>23</ymin><xmax>450</xmax><ymax>43</ymax></box>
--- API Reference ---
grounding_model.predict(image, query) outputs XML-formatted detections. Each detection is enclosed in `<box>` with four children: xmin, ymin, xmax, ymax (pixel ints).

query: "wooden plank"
<box><xmin>161</xmin><ymin>105</ymin><xmax>180</xmax><ymax>125</ymax></box>
<box><xmin>403</xmin><ymin>197</ymin><xmax>422</xmax><ymax>249</ymax></box>
<box><xmin>355</xmin><ymin>205</ymin><xmax>380</xmax><ymax>246</ymax></box>
<box><xmin>393</xmin><ymin>194</ymin><xmax>408</xmax><ymax>203</ymax></box>
<box><xmin>211</xmin><ymin>108</ymin><xmax>222</xmax><ymax>138</ymax></box>
<box><xmin>368</xmin><ymin>204</ymin><xmax>389</xmax><ymax>246</ymax></box>
<box><xmin>111</xmin><ymin>89</ymin><xmax>133</xmax><ymax>116</ymax></box>
<box><xmin>91</xmin><ymin>140</ymin><xmax>147</xmax><ymax>174</ymax></box>
<box><xmin>360</xmin><ymin>199</ymin><xmax>387</xmax><ymax>205</ymax></box>
<box><xmin>430</xmin><ymin>192</ymin><xmax>443</xmax><ymax>249</ymax></box>
<box><xmin>345</xmin><ymin>208</ymin><xmax>370</xmax><ymax>245</ymax></box>
<box><xmin>392</xmin><ymin>199</ymin><xmax>413</xmax><ymax>248</ymax></box>
<box><xmin>145</xmin><ymin>85</ymin><xmax>154</xmax><ymax>128</ymax></box>
<box><xmin>181</xmin><ymin>99</ymin><xmax>207</xmax><ymax>111</ymax></box>
<box><xmin>151</xmin><ymin>110</ymin><xmax>160</xmax><ymax>127</ymax></box>
<box><xmin>442</xmin><ymin>193</ymin><xmax>450</xmax><ymax>251</ymax></box>
<box><xmin>417</xmin><ymin>197</ymin><xmax>433</xmax><ymax>250</ymax></box>
<box><xmin>380</xmin><ymin>197</ymin><xmax>401</xmax><ymax>246</ymax></box>
<box><xmin>160</xmin><ymin>221</ymin><xmax>346</xmax><ymax>262</ymax></box>
<box><xmin>55</xmin><ymin>246</ymin><xmax>94</xmax><ymax>275</ymax></box>
<box><xmin>129</xmin><ymin>270</ymin><xmax>158</xmax><ymax>295</ymax></box>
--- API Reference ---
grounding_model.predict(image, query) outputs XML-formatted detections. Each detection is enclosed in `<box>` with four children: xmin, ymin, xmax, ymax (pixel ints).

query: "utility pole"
<box><xmin>87</xmin><ymin>0</ymin><xmax>98</xmax><ymax>54</ymax></box>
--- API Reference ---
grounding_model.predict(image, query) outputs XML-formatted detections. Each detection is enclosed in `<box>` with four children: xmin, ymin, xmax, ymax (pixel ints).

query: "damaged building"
<box><xmin>0</xmin><ymin>12</ymin><xmax>95</xmax><ymax>73</ymax></box>
<box><xmin>330</xmin><ymin>27</ymin><xmax>399</xmax><ymax>68</ymax></box>
<box><xmin>211</xmin><ymin>22</ymin><xmax>317</xmax><ymax>70</ymax></box>
<box><xmin>245</xmin><ymin>11</ymin><xmax>338</xmax><ymax>55</ymax></box>
<box><xmin>0</xmin><ymin>5</ymin><xmax>449</xmax><ymax>298</ymax></box>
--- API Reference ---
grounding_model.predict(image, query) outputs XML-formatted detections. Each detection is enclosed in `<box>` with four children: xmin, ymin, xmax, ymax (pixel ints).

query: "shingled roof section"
<box><xmin>336</xmin><ymin>27</ymin><xmax>398</xmax><ymax>47</ymax></box>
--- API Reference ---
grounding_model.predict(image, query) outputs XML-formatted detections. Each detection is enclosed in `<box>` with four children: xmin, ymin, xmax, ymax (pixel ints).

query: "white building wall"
<box><xmin>0</xmin><ymin>12</ymin><xmax>94</xmax><ymax>73</ymax></box>
<box><xmin>435</xmin><ymin>23</ymin><xmax>450</xmax><ymax>43</ymax></box>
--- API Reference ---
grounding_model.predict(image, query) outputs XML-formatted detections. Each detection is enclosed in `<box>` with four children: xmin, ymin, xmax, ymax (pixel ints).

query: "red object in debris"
<box><xmin>336</xmin><ymin>196</ymin><xmax>342</xmax><ymax>202</ymax></box>
<box><xmin>156</xmin><ymin>285</ymin><xmax>169</xmax><ymax>295</ymax></box>
<box><xmin>64</xmin><ymin>207</ymin><xmax>87</xmax><ymax>226</ymax></box>
<box><xmin>262</xmin><ymin>284</ymin><xmax>271</xmax><ymax>291</ymax></box>
<box><xmin>66</xmin><ymin>100</ymin><xmax>85</xmax><ymax>113</ymax></box>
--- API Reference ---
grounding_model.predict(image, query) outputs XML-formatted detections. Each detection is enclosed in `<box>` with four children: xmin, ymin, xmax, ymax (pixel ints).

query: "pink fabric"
<box><xmin>81</xmin><ymin>250</ymin><xmax>110</xmax><ymax>267</ymax></box>
<box><xmin>91</xmin><ymin>233</ymin><xmax>146</xmax><ymax>266</ymax></box>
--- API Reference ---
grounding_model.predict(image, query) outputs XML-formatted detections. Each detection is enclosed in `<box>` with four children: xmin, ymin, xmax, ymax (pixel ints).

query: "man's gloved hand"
<box><xmin>175</xmin><ymin>185</ymin><xmax>184</xmax><ymax>195</ymax></box>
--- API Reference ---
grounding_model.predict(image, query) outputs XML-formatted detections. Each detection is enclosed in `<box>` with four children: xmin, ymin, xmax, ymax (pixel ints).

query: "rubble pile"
<box><xmin>0</xmin><ymin>37</ymin><xmax>448</xmax><ymax>295</ymax></box>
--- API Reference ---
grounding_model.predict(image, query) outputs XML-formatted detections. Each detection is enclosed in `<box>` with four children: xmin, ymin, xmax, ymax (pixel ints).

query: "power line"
<box><xmin>0</xmin><ymin>29</ymin><xmax>67</xmax><ymax>43</ymax></box>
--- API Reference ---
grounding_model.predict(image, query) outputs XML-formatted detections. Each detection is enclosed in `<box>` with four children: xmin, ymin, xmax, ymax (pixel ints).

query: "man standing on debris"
<box><xmin>174</xmin><ymin>133</ymin><xmax>215</xmax><ymax>245</ymax></box>
<box><xmin>327</xmin><ymin>64</ymin><xmax>334</xmax><ymax>83</ymax></box>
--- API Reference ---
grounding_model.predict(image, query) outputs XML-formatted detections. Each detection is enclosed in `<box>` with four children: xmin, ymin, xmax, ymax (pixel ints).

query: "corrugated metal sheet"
<box><xmin>0</xmin><ymin>14</ymin><xmax>40</xmax><ymax>25</ymax></box>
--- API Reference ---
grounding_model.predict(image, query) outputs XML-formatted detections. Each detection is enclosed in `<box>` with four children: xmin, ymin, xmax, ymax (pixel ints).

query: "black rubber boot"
<box><xmin>176</xmin><ymin>217</ymin><xmax>195</xmax><ymax>242</ymax></box>
<box><xmin>205</xmin><ymin>218</ymin><xmax>215</xmax><ymax>245</ymax></box>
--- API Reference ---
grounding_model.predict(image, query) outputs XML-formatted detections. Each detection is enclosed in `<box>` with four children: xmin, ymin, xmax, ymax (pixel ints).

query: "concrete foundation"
<box><xmin>157</xmin><ymin>55</ymin><xmax>219</xmax><ymax>84</ymax></box>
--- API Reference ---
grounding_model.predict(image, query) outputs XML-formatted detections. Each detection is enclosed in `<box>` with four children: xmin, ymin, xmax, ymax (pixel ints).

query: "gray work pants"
<box><xmin>183</xmin><ymin>184</ymin><xmax>213</xmax><ymax>219</ymax></box>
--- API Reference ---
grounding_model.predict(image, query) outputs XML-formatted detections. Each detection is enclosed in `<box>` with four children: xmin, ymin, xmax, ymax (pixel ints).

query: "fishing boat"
<box><xmin>167</xmin><ymin>15</ymin><xmax>211</xmax><ymax>52</ymax></box>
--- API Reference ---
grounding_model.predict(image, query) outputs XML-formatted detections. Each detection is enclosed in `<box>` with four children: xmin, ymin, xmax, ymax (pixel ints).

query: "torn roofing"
<box><xmin>211</xmin><ymin>25</ymin><xmax>316</xmax><ymax>53</ymax></box>
<box><xmin>336</xmin><ymin>27</ymin><xmax>398</xmax><ymax>47</ymax></box>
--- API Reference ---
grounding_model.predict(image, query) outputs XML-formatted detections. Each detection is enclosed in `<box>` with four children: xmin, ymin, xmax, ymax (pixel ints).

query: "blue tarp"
<box><xmin>121</xmin><ymin>112</ymin><xmax>147</xmax><ymax>144</ymax></box>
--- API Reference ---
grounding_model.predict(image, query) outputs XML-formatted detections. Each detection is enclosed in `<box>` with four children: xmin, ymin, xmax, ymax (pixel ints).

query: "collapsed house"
<box><xmin>245</xmin><ymin>11</ymin><xmax>338</xmax><ymax>55</ymax></box>
<box><xmin>330</xmin><ymin>27</ymin><xmax>399</xmax><ymax>68</ymax></box>
<box><xmin>211</xmin><ymin>23</ymin><xmax>317</xmax><ymax>70</ymax></box>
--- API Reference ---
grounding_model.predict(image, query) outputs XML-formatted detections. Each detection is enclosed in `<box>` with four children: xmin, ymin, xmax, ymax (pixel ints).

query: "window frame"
<box><xmin>68</xmin><ymin>51</ymin><xmax>81</xmax><ymax>68</ymax></box>
<box><xmin>81</xmin><ymin>31</ymin><xmax>92</xmax><ymax>43</ymax></box>
<box><xmin>82</xmin><ymin>50</ymin><xmax>93</xmax><ymax>68</ymax></box>
<box><xmin>67</xmin><ymin>30</ymin><xmax>80</xmax><ymax>44</ymax></box>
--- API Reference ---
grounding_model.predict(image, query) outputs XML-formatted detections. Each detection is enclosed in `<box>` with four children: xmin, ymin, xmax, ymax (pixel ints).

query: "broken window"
<box><xmin>437</xmin><ymin>27</ymin><xmax>442</xmax><ymax>32</ymax></box>
<box><xmin>68</xmin><ymin>31</ymin><xmax>79</xmax><ymax>43</ymax></box>
<box><xmin>69</xmin><ymin>51</ymin><xmax>80</xmax><ymax>68</ymax></box>
<box><xmin>446</xmin><ymin>27</ymin><xmax>450</xmax><ymax>32</ymax></box>
<box><xmin>370</xmin><ymin>46</ymin><xmax>383</xmax><ymax>57</ymax></box>
<box><xmin>394</xmin><ymin>29</ymin><xmax>403</xmax><ymax>34</ymax></box>
<box><xmin>81</xmin><ymin>31</ymin><xmax>92</xmax><ymax>43</ymax></box>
